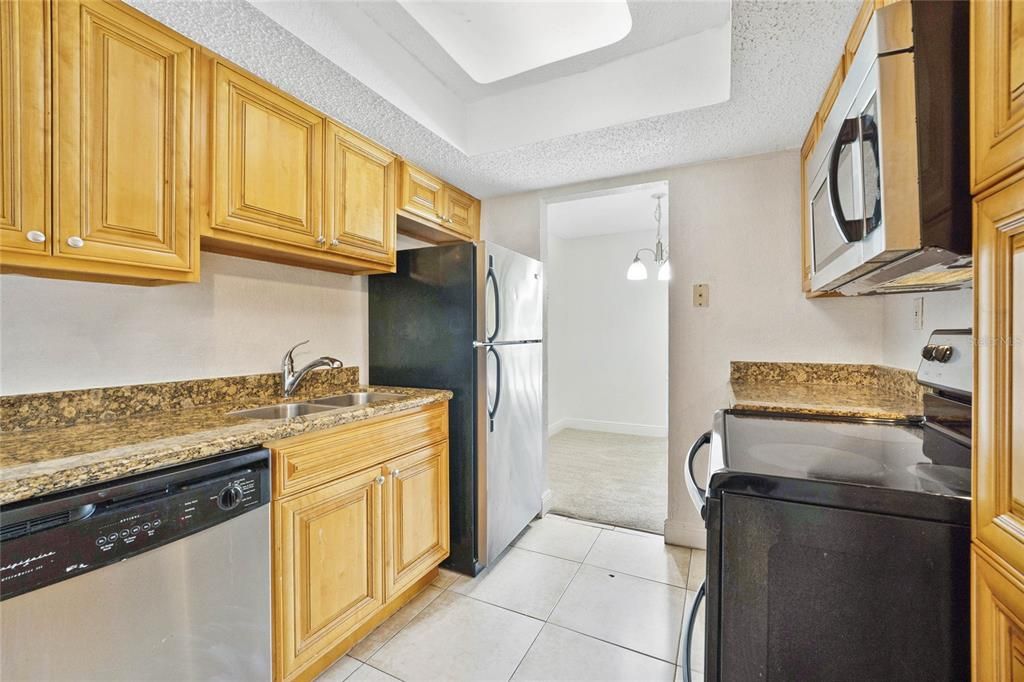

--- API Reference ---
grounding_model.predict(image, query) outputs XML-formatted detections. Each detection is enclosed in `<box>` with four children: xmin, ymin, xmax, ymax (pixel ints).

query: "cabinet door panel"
<box><xmin>211</xmin><ymin>62</ymin><xmax>323</xmax><ymax>248</ymax></box>
<box><xmin>385</xmin><ymin>442</ymin><xmax>450</xmax><ymax>598</ymax></box>
<box><xmin>325</xmin><ymin>123</ymin><xmax>395</xmax><ymax>267</ymax></box>
<box><xmin>54</xmin><ymin>0</ymin><xmax>193</xmax><ymax>272</ymax></box>
<box><xmin>975</xmin><ymin>173</ymin><xmax>1024</xmax><ymax>571</ymax></box>
<box><xmin>398</xmin><ymin>162</ymin><xmax>443</xmax><ymax>224</ymax></box>
<box><xmin>443</xmin><ymin>185</ymin><xmax>479</xmax><ymax>241</ymax></box>
<box><xmin>276</xmin><ymin>466</ymin><xmax>383</xmax><ymax>680</ymax></box>
<box><xmin>972</xmin><ymin>0</ymin><xmax>1024</xmax><ymax>192</ymax></box>
<box><xmin>0</xmin><ymin>0</ymin><xmax>49</xmax><ymax>256</ymax></box>
<box><xmin>974</xmin><ymin>548</ymin><xmax>1024</xmax><ymax>682</ymax></box>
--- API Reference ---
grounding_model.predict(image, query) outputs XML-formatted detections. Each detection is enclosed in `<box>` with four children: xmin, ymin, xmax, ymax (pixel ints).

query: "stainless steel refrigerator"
<box><xmin>368</xmin><ymin>241</ymin><xmax>544</xmax><ymax>575</ymax></box>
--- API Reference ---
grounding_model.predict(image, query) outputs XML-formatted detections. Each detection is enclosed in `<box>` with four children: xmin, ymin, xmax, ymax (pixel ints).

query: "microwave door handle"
<box><xmin>860</xmin><ymin>114</ymin><xmax>881</xmax><ymax>235</ymax></box>
<box><xmin>827</xmin><ymin>117</ymin><xmax>866</xmax><ymax>243</ymax></box>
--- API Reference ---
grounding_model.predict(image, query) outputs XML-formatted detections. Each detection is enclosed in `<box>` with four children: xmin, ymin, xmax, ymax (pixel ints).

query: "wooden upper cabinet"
<box><xmin>442</xmin><ymin>185</ymin><xmax>479</xmax><ymax>241</ymax></box>
<box><xmin>397</xmin><ymin>160</ymin><xmax>479</xmax><ymax>243</ymax></box>
<box><xmin>51</xmin><ymin>0</ymin><xmax>196</xmax><ymax>280</ymax></box>
<box><xmin>398</xmin><ymin>161</ymin><xmax>444</xmax><ymax>224</ymax></box>
<box><xmin>799</xmin><ymin>115</ymin><xmax>820</xmax><ymax>295</ymax></box>
<box><xmin>974</xmin><ymin>172</ymin><xmax>1024</xmax><ymax>575</ymax></box>
<box><xmin>275</xmin><ymin>465</ymin><xmax>384</xmax><ymax>681</ymax></box>
<box><xmin>971</xmin><ymin>0</ymin><xmax>1024</xmax><ymax>193</ymax></box>
<box><xmin>206</xmin><ymin>57</ymin><xmax>323</xmax><ymax>250</ymax></box>
<box><xmin>384</xmin><ymin>442</ymin><xmax>450</xmax><ymax>599</ymax></box>
<box><xmin>0</xmin><ymin>0</ymin><xmax>49</xmax><ymax>258</ymax></box>
<box><xmin>844</xmin><ymin>0</ymin><xmax>876</xmax><ymax>72</ymax></box>
<box><xmin>819</xmin><ymin>58</ymin><xmax>846</xmax><ymax>124</ymax></box>
<box><xmin>325</xmin><ymin>123</ymin><xmax>396</xmax><ymax>269</ymax></box>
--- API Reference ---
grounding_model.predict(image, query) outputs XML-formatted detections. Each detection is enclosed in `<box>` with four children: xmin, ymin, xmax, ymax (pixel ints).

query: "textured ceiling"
<box><xmin>127</xmin><ymin>0</ymin><xmax>861</xmax><ymax>199</ymax></box>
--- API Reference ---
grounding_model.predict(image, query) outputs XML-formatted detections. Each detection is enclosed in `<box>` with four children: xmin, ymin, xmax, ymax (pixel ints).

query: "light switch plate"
<box><xmin>693</xmin><ymin>283</ymin><xmax>709</xmax><ymax>308</ymax></box>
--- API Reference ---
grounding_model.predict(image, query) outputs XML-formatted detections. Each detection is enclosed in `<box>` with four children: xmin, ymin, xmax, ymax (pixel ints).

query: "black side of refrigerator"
<box><xmin>368</xmin><ymin>243</ymin><xmax>479</xmax><ymax>575</ymax></box>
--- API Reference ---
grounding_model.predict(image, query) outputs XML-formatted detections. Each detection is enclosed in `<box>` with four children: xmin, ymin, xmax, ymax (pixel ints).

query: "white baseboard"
<box><xmin>548</xmin><ymin>417</ymin><xmax>667</xmax><ymax>438</ymax></box>
<box><xmin>664</xmin><ymin>517</ymin><xmax>707</xmax><ymax>550</ymax></box>
<box><xmin>540</xmin><ymin>489</ymin><xmax>553</xmax><ymax>517</ymax></box>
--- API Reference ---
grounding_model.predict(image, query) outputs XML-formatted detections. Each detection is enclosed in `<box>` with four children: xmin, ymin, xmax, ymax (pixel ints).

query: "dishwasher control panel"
<box><xmin>0</xmin><ymin>450</ymin><xmax>269</xmax><ymax>601</ymax></box>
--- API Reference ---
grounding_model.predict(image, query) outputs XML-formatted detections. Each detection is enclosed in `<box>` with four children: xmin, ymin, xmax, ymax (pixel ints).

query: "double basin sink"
<box><xmin>229</xmin><ymin>392</ymin><xmax>401</xmax><ymax>420</ymax></box>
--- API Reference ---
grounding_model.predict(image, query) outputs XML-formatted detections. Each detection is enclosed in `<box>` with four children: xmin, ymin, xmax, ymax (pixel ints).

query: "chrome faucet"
<box><xmin>281</xmin><ymin>341</ymin><xmax>343</xmax><ymax>397</ymax></box>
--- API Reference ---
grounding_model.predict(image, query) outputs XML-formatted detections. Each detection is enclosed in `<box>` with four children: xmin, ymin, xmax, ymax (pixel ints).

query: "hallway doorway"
<box><xmin>544</xmin><ymin>181</ymin><xmax>670</xmax><ymax>533</ymax></box>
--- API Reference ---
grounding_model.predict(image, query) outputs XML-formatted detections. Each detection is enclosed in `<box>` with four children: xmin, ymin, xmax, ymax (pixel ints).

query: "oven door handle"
<box><xmin>827</xmin><ymin>116</ymin><xmax>866</xmax><ymax>244</ymax></box>
<box><xmin>685</xmin><ymin>431</ymin><xmax>711</xmax><ymax>515</ymax></box>
<box><xmin>683</xmin><ymin>580</ymin><xmax>706</xmax><ymax>682</ymax></box>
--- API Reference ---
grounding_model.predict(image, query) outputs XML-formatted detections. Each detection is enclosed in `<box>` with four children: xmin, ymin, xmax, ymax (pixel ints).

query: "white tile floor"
<box><xmin>319</xmin><ymin>514</ymin><xmax>706</xmax><ymax>682</ymax></box>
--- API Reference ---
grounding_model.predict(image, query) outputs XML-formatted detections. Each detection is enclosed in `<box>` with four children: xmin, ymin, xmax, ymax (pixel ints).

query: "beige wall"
<box><xmin>0</xmin><ymin>254</ymin><xmax>367</xmax><ymax>395</ymax></box>
<box><xmin>482</xmin><ymin>149</ymin><xmax>892</xmax><ymax>547</ymax></box>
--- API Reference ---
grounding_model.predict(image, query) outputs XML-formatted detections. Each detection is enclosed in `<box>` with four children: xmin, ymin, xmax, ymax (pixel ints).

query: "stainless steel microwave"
<box><xmin>806</xmin><ymin>0</ymin><xmax>971</xmax><ymax>296</ymax></box>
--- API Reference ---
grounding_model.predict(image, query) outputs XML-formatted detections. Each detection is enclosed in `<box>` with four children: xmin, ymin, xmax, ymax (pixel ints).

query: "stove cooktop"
<box><xmin>707</xmin><ymin>411</ymin><xmax>971</xmax><ymax>525</ymax></box>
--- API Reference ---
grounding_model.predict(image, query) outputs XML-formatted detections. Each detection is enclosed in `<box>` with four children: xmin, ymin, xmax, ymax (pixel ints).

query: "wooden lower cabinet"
<box><xmin>274</xmin><ymin>466</ymin><xmax>385</xmax><ymax>681</ymax></box>
<box><xmin>385</xmin><ymin>443</ymin><xmax>450</xmax><ymax>598</ymax></box>
<box><xmin>974</xmin><ymin>547</ymin><xmax>1024</xmax><ymax>682</ymax></box>
<box><xmin>270</xmin><ymin>403</ymin><xmax>450</xmax><ymax>682</ymax></box>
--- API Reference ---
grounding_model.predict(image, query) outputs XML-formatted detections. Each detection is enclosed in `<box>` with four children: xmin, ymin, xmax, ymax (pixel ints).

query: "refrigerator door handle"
<box><xmin>486</xmin><ymin>256</ymin><xmax>500</xmax><ymax>342</ymax></box>
<box><xmin>486</xmin><ymin>346</ymin><xmax>502</xmax><ymax>432</ymax></box>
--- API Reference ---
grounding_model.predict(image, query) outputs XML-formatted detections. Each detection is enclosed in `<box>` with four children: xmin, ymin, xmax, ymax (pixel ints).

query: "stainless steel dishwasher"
<box><xmin>0</xmin><ymin>447</ymin><xmax>271</xmax><ymax>681</ymax></box>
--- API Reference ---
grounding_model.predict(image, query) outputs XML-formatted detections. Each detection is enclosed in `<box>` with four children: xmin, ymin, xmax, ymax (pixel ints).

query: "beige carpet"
<box><xmin>547</xmin><ymin>428</ymin><xmax>668</xmax><ymax>533</ymax></box>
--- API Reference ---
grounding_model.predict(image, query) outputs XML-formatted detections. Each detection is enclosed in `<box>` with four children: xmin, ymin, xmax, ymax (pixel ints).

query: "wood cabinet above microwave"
<box><xmin>397</xmin><ymin>161</ymin><xmax>480</xmax><ymax>243</ymax></box>
<box><xmin>198</xmin><ymin>53</ymin><xmax>397</xmax><ymax>275</ymax></box>
<box><xmin>1</xmin><ymin>0</ymin><xmax>199</xmax><ymax>285</ymax></box>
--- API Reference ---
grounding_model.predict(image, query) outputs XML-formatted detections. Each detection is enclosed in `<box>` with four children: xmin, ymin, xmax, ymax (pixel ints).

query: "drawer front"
<box><xmin>272</xmin><ymin>403</ymin><xmax>448</xmax><ymax>498</ymax></box>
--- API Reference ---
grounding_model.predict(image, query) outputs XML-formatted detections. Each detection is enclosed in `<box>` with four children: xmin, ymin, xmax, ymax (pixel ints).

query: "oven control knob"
<box><xmin>921</xmin><ymin>344</ymin><xmax>937</xmax><ymax>361</ymax></box>
<box><xmin>932</xmin><ymin>345</ymin><xmax>954</xmax><ymax>363</ymax></box>
<box><xmin>217</xmin><ymin>485</ymin><xmax>243</xmax><ymax>511</ymax></box>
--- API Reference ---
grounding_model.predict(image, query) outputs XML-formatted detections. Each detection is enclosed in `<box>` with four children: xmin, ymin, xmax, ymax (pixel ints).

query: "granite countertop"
<box><xmin>0</xmin><ymin>369</ymin><xmax>451</xmax><ymax>505</ymax></box>
<box><xmin>728</xmin><ymin>361</ymin><xmax>924</xmax><ymax>422</ymax></box>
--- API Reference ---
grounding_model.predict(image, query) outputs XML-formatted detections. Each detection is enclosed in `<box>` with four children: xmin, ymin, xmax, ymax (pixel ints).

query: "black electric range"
<box><xmin>683</xmin><ymin>330</ymin><xmax>972</xmax><ymax>682</ymax></box>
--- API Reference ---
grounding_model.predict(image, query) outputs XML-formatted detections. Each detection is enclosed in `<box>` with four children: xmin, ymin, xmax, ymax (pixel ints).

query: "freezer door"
<box><xmin>480</xmin><ymin>341</ymin><xmax>544</xmax><ymax>565</ymax></box>
<box><xmin>481</xmin><ymin>242</ymin><xmax>543</xmax><ymax>343</ymax></box>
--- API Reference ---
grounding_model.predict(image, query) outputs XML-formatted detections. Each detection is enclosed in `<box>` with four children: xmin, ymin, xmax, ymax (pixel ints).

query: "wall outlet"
<box><xmin>912</xmin><ymin>297</ymin><xmax>924</xmax><ymax>330</ymax></box>
<box><xmin>693</xmin><ymin>283</ymin><xmax>709</xmax><ymax>308</ymax></box>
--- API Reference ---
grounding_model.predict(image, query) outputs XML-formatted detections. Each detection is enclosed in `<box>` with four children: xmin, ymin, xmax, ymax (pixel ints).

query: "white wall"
<box><xmin>547</xmin><ymin>230</ymin><xmax>669</xmax><ymax>437</ymax></box>
<box><xmin>481</xmin><ymin>149</ymin><xmax>888</xmax><ymax>548</ymax></box>
<box><xmin>0</xmin><ymin>254</ymin><xmax>367</xmax><ymax>395</ymax></box>
<box><xmin>881</xmin><ymin>289</ymin><xmax>973</xmax><ymax>370</ymax></box>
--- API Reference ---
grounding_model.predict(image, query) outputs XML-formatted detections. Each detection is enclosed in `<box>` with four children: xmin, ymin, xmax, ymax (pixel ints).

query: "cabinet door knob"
<box><xmin>375</xmin><ymin>475</ymin><xmax>385</xmax><ymax>485</ymax></box>
<box><xmin>26</xmin><ymin>230</ymin><xmax>46</xmax><ymax>243</ymax></box>
<box><xmin>316</xmin><ymin>235</ymin><xmax>326</xmax><ymax>245</ymax></box>
<box><xmin>66</xmin><ymin>236</ymin><xmax>85</xmax><ymax>248</ymax></box>
<box><xmin>391</xmin><ymin>469</ymin><xmax>400</xmax><ymax>478</ymax></box>
<box><xmin>331</xmin><ymin>238</ymin><xmax>341</xmax><ymax>247</ymax></box>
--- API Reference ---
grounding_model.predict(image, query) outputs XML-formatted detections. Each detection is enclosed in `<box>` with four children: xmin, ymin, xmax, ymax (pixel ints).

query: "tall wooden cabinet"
<box><xmin>972</xmin><ymin>1</ymin><xmax>1024</xmax><ymax>680</ymax></box>
<box><xmin>270</xmin><ymin>403</ymin><xmax>450</xmax><ymax>682</ymax></box>
<box><xmin>1</xmin><ymin>0</ymin><xmax>198</xmax><ymax>283</ymax></box>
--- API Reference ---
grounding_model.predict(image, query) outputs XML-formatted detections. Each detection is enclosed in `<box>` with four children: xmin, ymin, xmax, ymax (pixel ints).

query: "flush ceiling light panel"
<box><xmin>397</xmin><ymin>1</ymin><xmax>633</xmax><ymax>84</ymax></box>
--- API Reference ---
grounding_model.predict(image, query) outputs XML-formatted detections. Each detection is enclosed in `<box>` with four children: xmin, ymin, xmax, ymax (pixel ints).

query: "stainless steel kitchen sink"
<box><xmin>307</xmin><ymin>392</ymin><xmax>402</xmax><ymax>408</ymax></box>
<box><xmin>229</xmin><ymin>393</ymin><xmax>401</xmax><ymax>420</ymax></box>
<box><xmin>229</xmin><ymin>403</ymin><xmax>335</xmax><ymax>420</ymax></box>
